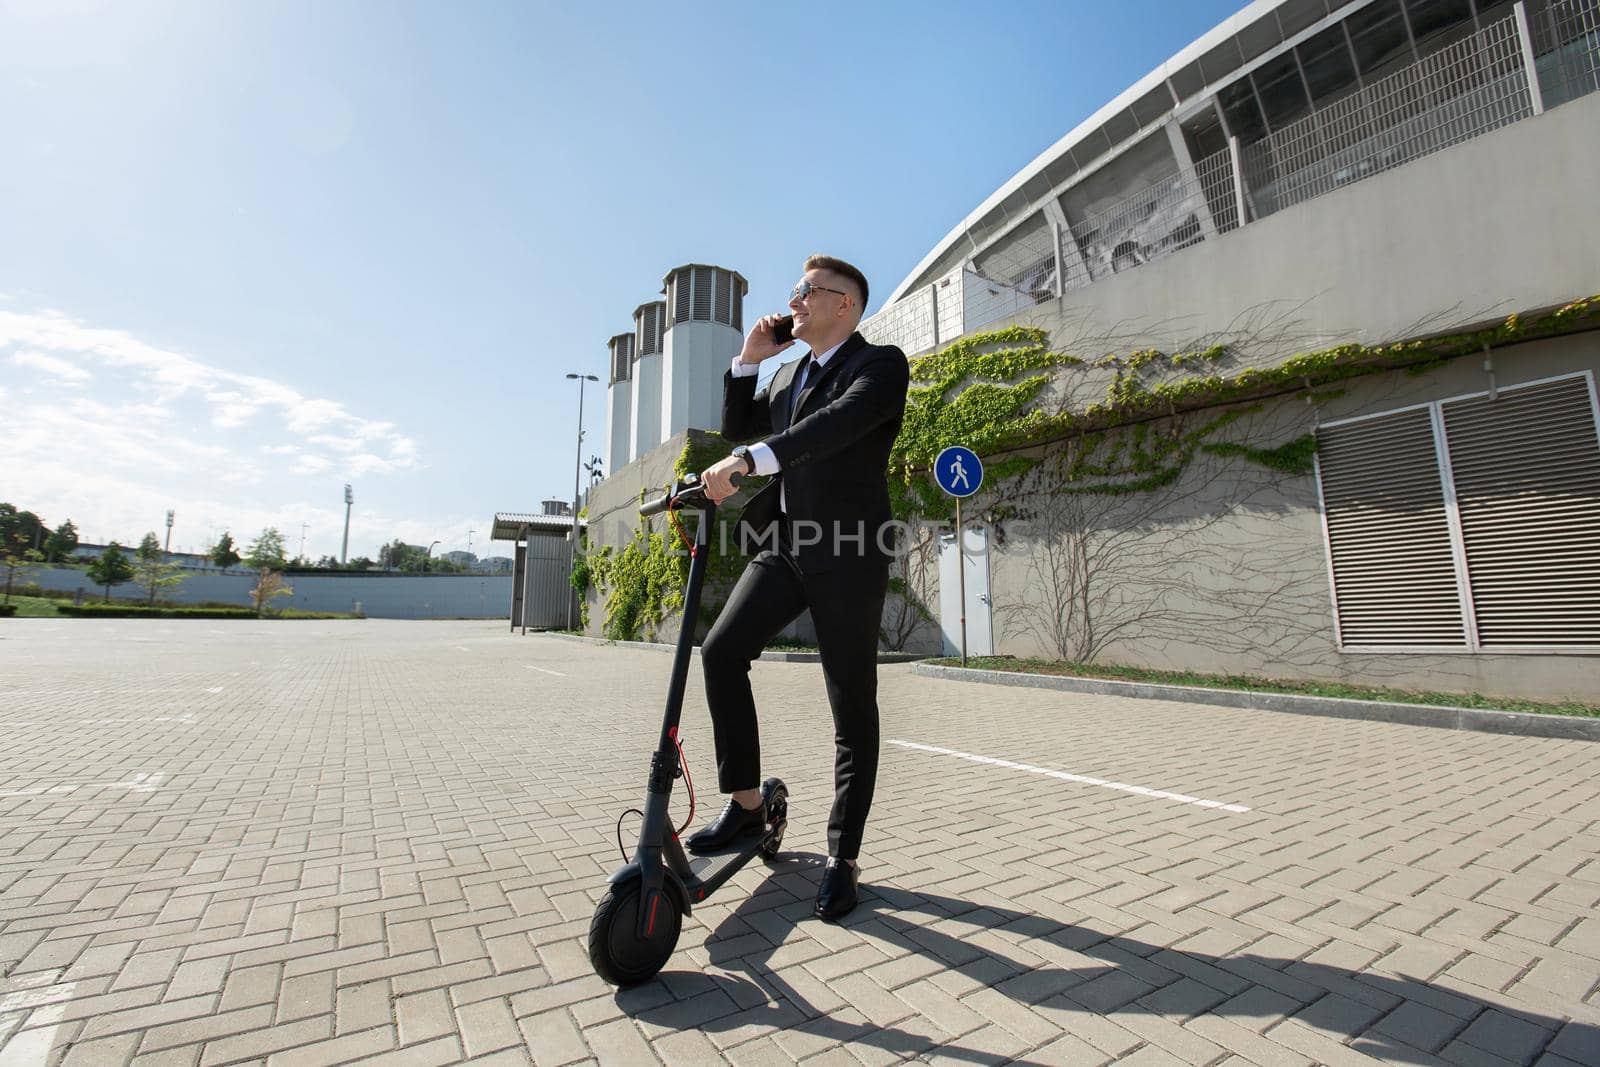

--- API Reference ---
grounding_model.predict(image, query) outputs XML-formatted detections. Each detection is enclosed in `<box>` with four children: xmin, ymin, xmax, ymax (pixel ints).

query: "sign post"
<box><xmin>933</xmin><ymin>445</ymin><xmax>984</xmax><ymax>667</ymax></box>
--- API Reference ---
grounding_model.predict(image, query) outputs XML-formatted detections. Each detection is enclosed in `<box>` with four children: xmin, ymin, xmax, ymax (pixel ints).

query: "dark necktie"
<box><xmin>791</xmin><ymin>354</ymin><xmax>817</xmax><ymax>421</ymax></box>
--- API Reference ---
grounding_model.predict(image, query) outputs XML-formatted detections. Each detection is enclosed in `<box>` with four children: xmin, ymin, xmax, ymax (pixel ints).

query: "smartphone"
<box><xmin>771</xmin><ymin>314</ymin><xmax>795</xmax><ymax>345</ymax></box>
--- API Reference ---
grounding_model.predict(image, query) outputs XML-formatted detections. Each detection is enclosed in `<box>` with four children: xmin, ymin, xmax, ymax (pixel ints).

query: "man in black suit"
<box><xmin>688</xmin><ymin>254</ymin><xmax>909</xmax><ymax>921</ymax></box>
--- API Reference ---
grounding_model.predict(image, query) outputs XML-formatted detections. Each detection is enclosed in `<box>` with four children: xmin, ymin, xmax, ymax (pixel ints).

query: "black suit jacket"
<box><xmin>722</xmin><ymin>331</ymin><xmax>910</xmax><ymax>574</ymax></box>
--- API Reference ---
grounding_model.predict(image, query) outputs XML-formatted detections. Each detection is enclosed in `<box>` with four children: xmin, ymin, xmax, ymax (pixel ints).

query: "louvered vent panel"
<box><xmin>642</xmin><ymin>302</ymin><xmax>664</xmax><ymax>353</ymax></box>
<box><xmin>1318</xmin><ymin>409</ymin><xmax>1467</xmax><ymax>646</ymax></box>
<box><xmin>714</xmin><ymin>269</ymin><xmax>731</xmax><ymax>325</ymax></box>
<box><xmin>1443</xmin><ymin>376</ymin><xmax>1600</xmax><ymax>647</ymax></box>
<box><xmin>609</xmin><ymin>335</ymin><xmax>633</xmax><ymax>383</ymax></box>
<box><xmin>732</xmin><ymin>282</ymin><xmax>743</xmax><ymax>332</ymax></box>
<box><xmin>672</xmin><ymin>275</ymin><xmax>691</xmax><ymax>324</ymax></box>
<box><xmin>692</xmin><ymin>267</ymin><xmax>713</xmax><ymax>320</ymax></box>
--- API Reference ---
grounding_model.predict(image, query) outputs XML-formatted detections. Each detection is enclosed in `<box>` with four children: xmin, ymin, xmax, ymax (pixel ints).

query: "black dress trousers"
<box><xmin>699</xmin><ymin>532</ymin><xmax>889</xmax><ymax>862</ymax></box>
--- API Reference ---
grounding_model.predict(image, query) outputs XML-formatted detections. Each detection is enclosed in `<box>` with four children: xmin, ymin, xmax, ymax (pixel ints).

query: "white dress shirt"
<box><xmin>730</xmin><ymin>339</ymin><xmax>845</xmax><ymax>512</ymax></box>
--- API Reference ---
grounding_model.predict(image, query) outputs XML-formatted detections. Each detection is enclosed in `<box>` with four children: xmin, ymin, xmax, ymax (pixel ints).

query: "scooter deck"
<box><xmin>682</xmin><ymin>823</ymin><xmax>784</xmax><ymax>894</ymax></box>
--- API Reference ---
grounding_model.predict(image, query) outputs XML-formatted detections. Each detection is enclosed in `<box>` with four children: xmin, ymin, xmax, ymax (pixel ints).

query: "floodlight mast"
<box><xmin>341</xmin><ymin>484</ymin><xmax>354</xmax><ymax>564</ymax></box>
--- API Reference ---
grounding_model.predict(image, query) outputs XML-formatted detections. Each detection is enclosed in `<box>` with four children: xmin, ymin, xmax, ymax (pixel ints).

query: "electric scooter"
<box><xmin>588</xmin><ymin>472</ymin><xmax>787</xmax><ymax>987</ymax></box>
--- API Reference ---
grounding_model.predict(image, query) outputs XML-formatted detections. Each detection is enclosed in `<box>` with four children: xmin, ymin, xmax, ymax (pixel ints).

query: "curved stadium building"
<box><xmin>854</xmin><ymin>0</ymin><xmax>1599</xmax><ymax>700</ymax></box>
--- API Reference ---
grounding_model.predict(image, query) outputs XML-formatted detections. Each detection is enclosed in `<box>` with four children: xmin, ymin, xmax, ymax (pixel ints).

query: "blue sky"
<box><xmin>2</xmin><ymin>0</ymin><xmax>1243</xmax><ymax>561</ymax></box>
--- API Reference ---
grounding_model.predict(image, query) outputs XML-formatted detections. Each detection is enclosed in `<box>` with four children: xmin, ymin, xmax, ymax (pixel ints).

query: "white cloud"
<box><xmin>2</xmin><ymin>306</ymin><xmax>443</xmax><ymax>559</ymax></box>
<box><xmin>0</xmin><ymin>309</ymin><xmax>418</xmax><ymax>466</ymax></box>
<box><xmin>11</xmin><ymin>348</ymin><xmax>91</xmax><ymax>383</ymax></box>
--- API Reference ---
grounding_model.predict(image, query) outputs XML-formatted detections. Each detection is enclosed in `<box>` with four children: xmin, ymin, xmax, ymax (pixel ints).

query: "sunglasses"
<box><xmin>790</xmin><ymin>280</ymin><xmax>849</xmax><ymax>302</ymax></box>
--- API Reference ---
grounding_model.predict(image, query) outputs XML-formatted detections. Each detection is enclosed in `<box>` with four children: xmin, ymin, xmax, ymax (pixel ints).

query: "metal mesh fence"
<box><xmin>1057</xmin><ymin>146</ymin><xmax>1238</xmax><ymax>292</ymax></box>
<box><xmin>1533</xmin><ymin>0</ymin><xmax>1600</xmax><ymax>106</ymax></box>
<box><xmin>860</xmin><ymin>282</ymin><xmax>938</xmax><ymax>355</ymax></box>
<box><xmin>1241</xmin><ymin>13</ymin><xmax>1531</xmax><ymax>217</ymax></box>
<box><xmin>862</xmin><ymin>2</ymin><xmax>1587</xmax><ymax>359</ymax></box>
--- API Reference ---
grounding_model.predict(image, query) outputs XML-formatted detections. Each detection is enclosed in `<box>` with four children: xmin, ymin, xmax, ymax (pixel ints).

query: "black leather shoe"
<box><xmin>685</xmin><ymin>798</ymin><xmax>766</xmax><ymax>854</ymax></box>
<box><xmin>813</xmin><ymin>858</ymin><xmax>859</xmax><ymax>921</ymax></box>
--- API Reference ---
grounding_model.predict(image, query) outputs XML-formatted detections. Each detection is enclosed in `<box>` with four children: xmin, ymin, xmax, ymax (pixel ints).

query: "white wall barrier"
<box><xmin>20</xmin><ymin>566</ymin><xmax>512</xmax><ymax>620</ymax></box>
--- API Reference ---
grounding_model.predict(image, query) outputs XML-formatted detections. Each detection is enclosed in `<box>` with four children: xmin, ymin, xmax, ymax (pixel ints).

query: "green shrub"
<box><xmin>55</xmin><ymin>603</ymin><xmax>355</xmax><ymax>620</ymax></box>
<box><xmin>0</xmin><ymin>605</ymin><xmax>16</xmax><ymax>617</ymax></box>
<box><xmin>59</xmin><ymin>604</ymin><xmax>260</xmax><ymax>619</ymax></box>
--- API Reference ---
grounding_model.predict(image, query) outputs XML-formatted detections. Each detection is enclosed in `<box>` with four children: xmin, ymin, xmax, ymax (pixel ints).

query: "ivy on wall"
<box><xmin>890</xmin><ymin>293</ymin><xmax>1599</xmax><ymax>506</ymax></box>
<box><xmin>577</xmin><ymin>293</ymin><xmax>1599</xmax><ymax>640</ymax></box>
<box><xmin>575</xmin><ymin>432</ymin><xmax>759</xmax><ymax>642</ymax></box>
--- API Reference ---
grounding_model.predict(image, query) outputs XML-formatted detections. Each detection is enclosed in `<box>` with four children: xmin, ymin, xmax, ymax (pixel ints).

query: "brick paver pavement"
<box><xmin>1</xmin><ymin>619</ymin><xmax>1596</xmax><ymax>1066</ymax></box>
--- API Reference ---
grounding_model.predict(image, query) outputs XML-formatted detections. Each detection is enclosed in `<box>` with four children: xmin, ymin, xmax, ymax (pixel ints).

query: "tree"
<box><xmin>134</xmin><ymin>531</ymin><xmax>186</xmax><ymax>605</ymax></box>
<box><xmin>250</xmin><ymin>568</ymin><xmax>293</xmax><ymax>617</ymax></box>
<box><xmin>348</xmin><ymin>556</ymin><xmax>375</xmax><ymax>571</ymax></box>
<box><xmin>243</xmin><ymin>528</ymin><xmax>287</xmax><ymax>570</ymax></box>
<box><xmin>2</xmin><ymin>532</ymin><xmax>46</xmax><ymax>605</ymax></box>
<box><xmin>379</xmin><ymin>539</ymin><xmax>425</xmax><ymax>573</ymax></box>
<box><xmin>0</xmin><ymin>504</ymin><xmax>46</xmax><ymax>555</ymax></box>
<box><xmin>211</xmin><ymin>532</ymin><xmax>242</xmax><ymax>570</ymax></box>
<box><xmin>43</xmin><ymin>520</ymin><xmax>79</xmax><ymax>563</ymax></box>
<box><xmin>880</xmin><ymin>520</ymin><xmax>940</xmax><ymax>652</ymax></box>
<box><xmin>87</xmin><ymin>543</ymin><xmax>135</xmax><ymax>601</ymax></box>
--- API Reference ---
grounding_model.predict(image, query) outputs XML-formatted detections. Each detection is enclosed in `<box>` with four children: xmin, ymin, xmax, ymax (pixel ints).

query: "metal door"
<box><xmin>938</xmin><ymin>525</ymin><xmax>993</xmax><ymax>657</ymax></box>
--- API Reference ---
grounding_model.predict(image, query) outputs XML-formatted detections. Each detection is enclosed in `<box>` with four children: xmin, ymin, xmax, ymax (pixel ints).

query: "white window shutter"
<box><xmin>1443</xmin><ymin>377</ymin><xmax>1600</xmax><ymax>647</ymax></box>
<box><xmin>1317</xmin><ymin>408</ymin><xmax>1469</xmax><ymax>647</ymax></box>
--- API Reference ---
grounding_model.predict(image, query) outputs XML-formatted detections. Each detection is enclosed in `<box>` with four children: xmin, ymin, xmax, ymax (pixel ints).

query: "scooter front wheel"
<box><xmin>588</xmin><ymin>879</ymin><xmax>680</xmax><ymax>986</ymax></box>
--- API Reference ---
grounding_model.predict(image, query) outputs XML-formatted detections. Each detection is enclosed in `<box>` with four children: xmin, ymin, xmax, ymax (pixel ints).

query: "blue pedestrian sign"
<box><xmin>934</xmin><ymin>446</ymin><xmax>983</xmax><ymax>498</ymax></box>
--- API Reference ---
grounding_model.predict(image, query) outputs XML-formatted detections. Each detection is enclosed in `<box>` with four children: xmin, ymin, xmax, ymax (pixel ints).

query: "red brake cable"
<box><xmin>672</xmin><ymin>728</ymin><xmax>696</xmax><ymax>836</ymax></box>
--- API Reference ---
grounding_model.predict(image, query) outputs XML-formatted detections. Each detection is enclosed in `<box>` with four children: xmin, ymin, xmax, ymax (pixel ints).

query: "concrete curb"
<box><xmin>910</xmin><ymin>663</ymin><xmax>1600</xmax><ymax>742</ymax></box>
<box><xmin>535</xmin><ymin>629</ymin><xmax>924</xmax><ymax>664</ymax></box>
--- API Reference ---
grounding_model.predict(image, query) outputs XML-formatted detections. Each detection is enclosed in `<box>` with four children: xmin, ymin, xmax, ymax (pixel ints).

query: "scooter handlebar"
<box><xmin>638</xmin><ymin>471</ymin><xmax>741</xmax><ymax>517</ymax></box>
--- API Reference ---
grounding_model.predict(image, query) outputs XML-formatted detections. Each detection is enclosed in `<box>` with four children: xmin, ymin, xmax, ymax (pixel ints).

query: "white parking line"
<box><xmin>887</xmin><ymin>740</ymin><xmax>1251</xmax><ymax>812</ymax></box>
<box><xmin>524</xmin><ymin>665</ymin><xmax>566</xmax><ymax>677</ymax></box>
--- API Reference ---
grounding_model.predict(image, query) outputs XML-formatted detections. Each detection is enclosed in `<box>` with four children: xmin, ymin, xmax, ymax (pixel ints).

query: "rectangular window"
<box><xmin>1316</xmin><ymin>372</ymin><xmax>1600</xmax><ymax>652</ymax></box>
<box><xmin>1348</xmin><ymin>0</ymin><xmax>1416</xmax><ymax>81</ymax></box>
<box><xmin>1219</xmin><ymin>78</ymin><xmax>1268</xmax><ymax>144</ymax></box>
<box><xmin>1405</xmin><ymin>0</ymin><xmax>1476</xmax><ymax>52</ymax></box>
<box><xmin>1299</xmin><ymin>25</ymin><xmax>1362</xmax><ymax>108</ymax></box>
<box><xmin>1254</xmin><ymin>52</ymin><xmax>1313</xmax><ymax>131</ymax></box>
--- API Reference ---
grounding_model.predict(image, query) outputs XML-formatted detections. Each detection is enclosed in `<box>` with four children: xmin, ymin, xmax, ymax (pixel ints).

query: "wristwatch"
<box><xmin>731</xmin><ymin>445</ymin><xmax>755</xmax><ymax>476</ymax></box>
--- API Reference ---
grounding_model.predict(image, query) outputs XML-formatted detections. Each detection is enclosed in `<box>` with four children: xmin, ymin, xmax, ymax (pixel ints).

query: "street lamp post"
<box><xmin>565</xmin><ymin>372</ymin><xmax>599</xmax><ymax>632</ymax></box>
<box><xmin>426</xmin><ymin>540</ymin><xmax>440</xmax><ymax>573</ymax></box>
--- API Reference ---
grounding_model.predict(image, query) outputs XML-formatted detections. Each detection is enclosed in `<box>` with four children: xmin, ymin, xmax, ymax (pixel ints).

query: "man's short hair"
<box><xmin>804</xmin><ymin>254</ymin><xmax>869</xmax><ymax>311</ymax></box>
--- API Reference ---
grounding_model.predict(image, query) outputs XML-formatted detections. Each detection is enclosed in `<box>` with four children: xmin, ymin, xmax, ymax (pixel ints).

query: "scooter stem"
<box><xmin>654</xmin><ymin>497</ymin><xmax>714</xmax><ymax>757</ymax></box>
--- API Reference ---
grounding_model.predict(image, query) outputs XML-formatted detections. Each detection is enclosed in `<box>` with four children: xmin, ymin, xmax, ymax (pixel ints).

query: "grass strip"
<box><xmin>0</xmin><ymin>596</ymin><xmax>355</xmax><ymax>620</ymax></box>
<box><xmin>925</xmin><ymin>656</ymin><xmax>1598</xmax><ymax>719</ymax></box>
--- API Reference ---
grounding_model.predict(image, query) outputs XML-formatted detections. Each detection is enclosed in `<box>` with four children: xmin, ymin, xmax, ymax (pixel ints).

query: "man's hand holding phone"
<box><xmin>739</xmin><ymin>314</ymin><xmax>797</xmax><ymax>365</ymax></box>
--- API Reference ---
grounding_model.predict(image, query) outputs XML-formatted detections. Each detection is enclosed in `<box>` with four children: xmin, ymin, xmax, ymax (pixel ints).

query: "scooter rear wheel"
<box><xmin>759</xmin><ymin>779</ymin><xmax>788</xmax><ymax>861</ymax></box>
<box><xmin>588</xmin><ymin>879</ymin><xmax>680</xmax><ymax>986</ymax></box>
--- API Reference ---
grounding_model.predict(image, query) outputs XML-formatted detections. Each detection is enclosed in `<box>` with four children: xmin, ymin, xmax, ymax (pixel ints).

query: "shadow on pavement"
<box><xmin>626</xmin><ymin>852</ymin><xmax>1599</xmax><ymax>1066</ymax></box>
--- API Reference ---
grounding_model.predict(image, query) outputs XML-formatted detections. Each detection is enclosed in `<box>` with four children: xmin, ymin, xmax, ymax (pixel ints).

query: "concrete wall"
<box><xmin>606</xmin><ymin>378</ymin><xmax>632</xmax><ymax>473</ymax></box>
<box><xmin>1003</xmin><ymin>91</ymin><xmax>1599</xmax><ymax>358</ymax></box>
<box><xmin>629</xmin><ymin>353</ymin><xmax>662</xmax><ymax>461</ymax></box>
<box><xmin>973</xmin><ymin>333</ymin><xmax>1598</xmax><ymax>701</ymax></box>
<box><xmin>660</xmin><ymin>321</ymin><xmax>740</xmax><ymax>444</ymax></box>
<box><xmin>24</xmin><ymin>566</ymin><xmax>512</xmax><ymax>620</ymax></box>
